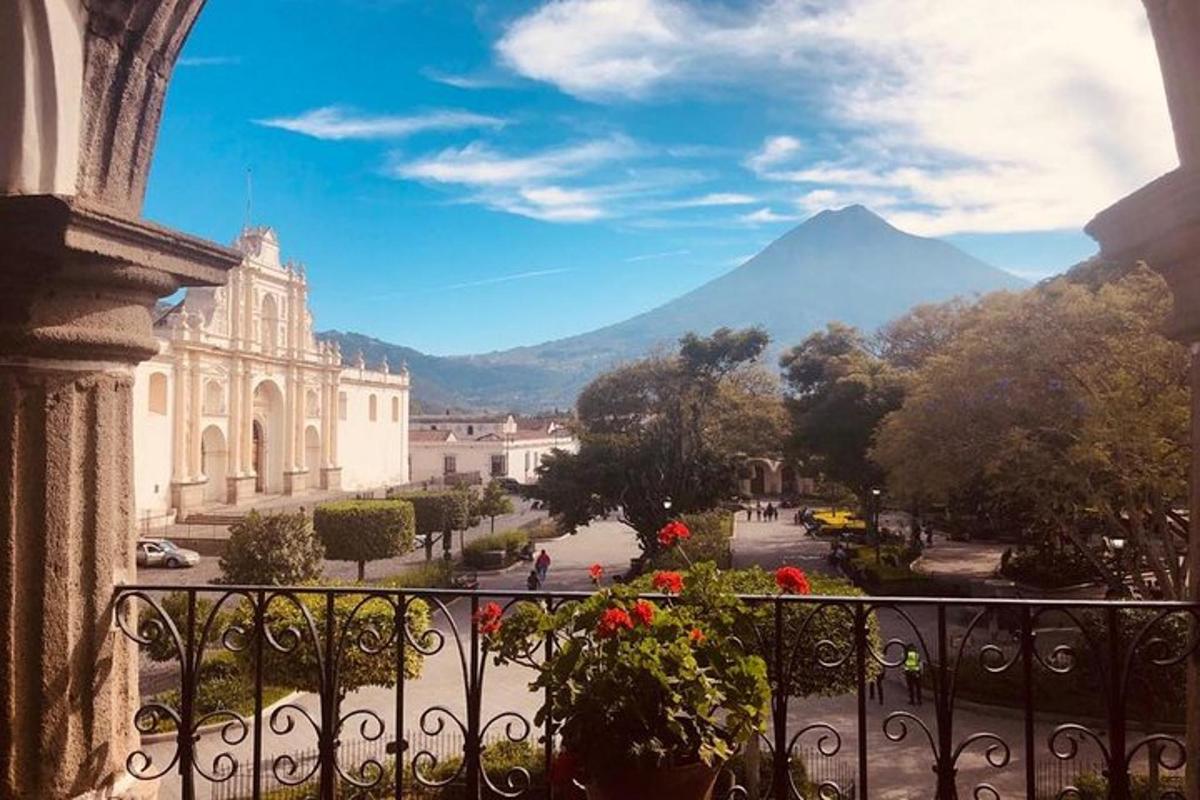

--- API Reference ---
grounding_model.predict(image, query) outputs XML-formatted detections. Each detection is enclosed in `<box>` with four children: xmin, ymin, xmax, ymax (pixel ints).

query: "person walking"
<box><xmin>755</xmin><ymin>501</ymin><xmax>763</xmax><ymax>521</ymax></box>
<box><xmin>765</xmin><ymin>502</ymin><xmax>775</xmax><ymax>522</ymax></box>
<box><xmin>903</xmin><ymin>644</ymin><xmax>923</xmax><ymax>706</ymax></box>
<box><xmin>746</xmin><ymin>505</ymin><xmax>753</xmax><ymax>522</ymax></box>
<box><xmin>535</xmin><ymin>549</ymin><xmax>551</xmax><ymax>584</ymax></box>
<box><xmin>526</xmin><ymin>569</ymin><xmax>541</xmax><ymax>591</ymax></box>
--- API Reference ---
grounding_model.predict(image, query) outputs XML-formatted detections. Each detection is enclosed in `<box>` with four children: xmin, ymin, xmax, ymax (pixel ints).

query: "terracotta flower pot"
<box><xmin>585</xmin><ymin>762</ymin><xmax>719</xmax><ymax>800</ymax></box>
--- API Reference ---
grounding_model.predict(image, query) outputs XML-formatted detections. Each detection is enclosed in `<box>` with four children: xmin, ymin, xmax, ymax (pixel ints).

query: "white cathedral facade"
<box><xmin>132</xmin><ymin>227</ymin><xmax>410</xmax><ymax>522</ymax></box>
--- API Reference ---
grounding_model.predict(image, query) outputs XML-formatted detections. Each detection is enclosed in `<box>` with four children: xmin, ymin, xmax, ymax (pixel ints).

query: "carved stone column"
<box><xmin>0</xmin><ymin>196</ymin><xmax>238</xmax><ymax>799</ymax></box>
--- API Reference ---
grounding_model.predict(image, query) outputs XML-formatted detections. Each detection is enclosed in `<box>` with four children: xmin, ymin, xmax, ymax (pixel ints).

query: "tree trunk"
<box><xmin>491</xmin><ymin>515</ymin><xmax>496</xmax><ymax>533</ymax></box>
<box><xmin>357</xmin><ymin>561</ymin><xmax>365</xmax><ymax>582</ymax></box>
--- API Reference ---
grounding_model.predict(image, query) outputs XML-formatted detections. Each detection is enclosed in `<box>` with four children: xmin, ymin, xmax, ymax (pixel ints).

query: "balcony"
<box><xmin>118</xmin><ymin>584</ymin><xmax>1199</xmax><ymax>800</ymax></box>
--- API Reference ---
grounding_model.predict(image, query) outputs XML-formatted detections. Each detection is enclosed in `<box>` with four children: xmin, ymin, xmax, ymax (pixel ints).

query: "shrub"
<box><xmin>649</xmin><ymin>510</ymin><xmax>733</xmax><ymax>570</ymax></box>
<box><xmin>138</xmin><ymin>591</ymin><xmax>242</xmax><ymax>662</ymax></box>
<box><xmin>1000</xmin><ymin>545</ymin><xmax>1099</xmax><ymax>588</ymax></box>
<box><xmin>462</xmin><ymin>529</ymin><xmax>530</xmax><ymax>569</ymax></box>
<box><xmin>230</xmin><ymin>591</ymin><xmax>430</xmax><ymax>695</ymax></box>
<box><xmin>218</xmin><ymin>511</ymin><xmax>324</xmax><ymax>585</ymax></box>
<box><xmin>520</xmin><ymin>517</ymin><xmax>564</xmax><ymax>541</ymax></box>
<box><xmin>377</xmin><ymin>559</ymin><xmax>455</xmax><ymax>589</ymax></box>
<box><xmin>314</xmin><ymin>500</ymin><xmax>416</xmax><ymax>582</ymax></box>
<box><xmin>475</xmin><ymin>480</ymin><xmax>515</xmax><ymax>532</ymax></box>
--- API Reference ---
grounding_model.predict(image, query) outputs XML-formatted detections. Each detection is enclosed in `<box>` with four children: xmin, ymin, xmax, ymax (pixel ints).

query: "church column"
<box><xmin>282</xmin><ymin>366</ymin><xmax>301</xmax><ymax>495</ymax></box>
<box><xmin>187</xmin><ymin>350</ymin><xmax>202</xmax><ymax>479</ymax></box>
<box><xmin>0</xmin><ymin>197</ymin><xmax>238</xmax><ymax>799</ymax></box>
<box><xmin>322</xmin><ymin>370</ymin><xmax>342</xmax><ymax>490</ymax></box>
<box><xmin>169</xmin><ymin>341</ymin><xmax>205</xmax><ymax>515</ymax></box>
<box><xmin>242</xmin><ymin>367</ymin><xmax>254</xmax><ymax>478</ymax></box>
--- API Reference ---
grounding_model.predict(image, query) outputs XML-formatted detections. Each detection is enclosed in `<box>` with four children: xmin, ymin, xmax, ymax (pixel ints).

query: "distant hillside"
<box><xmin>323</xmin><ymin>206</ymin><xmax>1029</xmax><ymax>411</ymax></box>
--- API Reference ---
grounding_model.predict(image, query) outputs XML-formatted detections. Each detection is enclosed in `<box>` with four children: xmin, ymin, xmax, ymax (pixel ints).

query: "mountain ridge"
<box><xmin>320</xmin><ymin>206</ymin><xmax>1029</xmax><ymax>411</ymax></box>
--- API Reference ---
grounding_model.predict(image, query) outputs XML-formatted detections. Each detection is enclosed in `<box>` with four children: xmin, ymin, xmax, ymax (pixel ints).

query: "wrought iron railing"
<box><xmin>114</xmin><ymin>585</ymin><xmax>1199</xmax><ymax>800</ymax></box>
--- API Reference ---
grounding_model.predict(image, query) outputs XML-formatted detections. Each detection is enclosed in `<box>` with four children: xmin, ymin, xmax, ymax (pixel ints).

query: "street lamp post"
<box><xmin>871</xmin><ymin>488</ymin><xmax>883</xmax><ymax>564</ymax></box>
<box><xmin>1105</xmin><ymin>535</ymin><xmax>1128</xmax><ymax>598</ymax></box>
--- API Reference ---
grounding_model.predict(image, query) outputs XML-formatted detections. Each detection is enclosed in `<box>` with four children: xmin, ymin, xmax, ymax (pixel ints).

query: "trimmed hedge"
<box><xmin>462</xmin><ymin>529</ymin><xmax>530</xmax><ymax>569</ymax></box>
<box><xmin>391</xmin><ymin>491</ymin><xmax>473</xmax><ymax>536</ymax></box>
<box><xmin>314</xmin><ymin>500</ymin><xmax>416</xmax><ymax>581</ymax></box>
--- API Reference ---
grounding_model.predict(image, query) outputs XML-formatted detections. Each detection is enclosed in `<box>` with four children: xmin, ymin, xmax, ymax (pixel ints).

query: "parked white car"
<box><xmin>136</xmin><ymin>539</ymin><xmax>201</xmax><ymax>569</ymax></box>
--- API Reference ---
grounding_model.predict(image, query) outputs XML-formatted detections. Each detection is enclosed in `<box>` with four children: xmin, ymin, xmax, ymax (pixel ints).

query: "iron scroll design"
<box><xmin>114</xmin><ymin>585</ymin><xmax>1198</xmax><ymax>800</ymax></box>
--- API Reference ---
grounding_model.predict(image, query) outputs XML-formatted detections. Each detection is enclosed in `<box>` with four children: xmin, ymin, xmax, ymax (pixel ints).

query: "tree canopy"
<box><xmin>779</xmin><ymin>323</ymin><xmax>904</xmax><ymax>503</ymax></box>
<box><xmin>872</xmin><ymin>265</ymin><xmax>1190</xmax><ymax>598</ymax></box>
<box><xmin>533</xmin><ymin>327</ymin><xmax>785</xmax><ymax>554</ymax></box>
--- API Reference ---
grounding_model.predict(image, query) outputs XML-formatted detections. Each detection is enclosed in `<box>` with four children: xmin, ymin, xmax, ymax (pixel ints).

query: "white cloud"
<box><xmin>739</xmin><ymin>207</ymin><xmax>802</xmax><ymax>225</ymax></box>
<box><xmin>393</xmin><ymin>137</ymin><xmax>641</xmax><ymax>222</ymax></box>
<box><xmin>421</xmin><ymin>68</ymin><xmax>509</xmax><ymax>90</ymax></box>
<box><xmin>746</xmin><ymin>136</ymin><xmax>802</xmax><ymax>173</ymax></box>
<box><xmin>497</xmin><ymin>0</ymin><xmax>1176</xmax><ymax>234</ymax></box>
<box><xmin>178</xmin><ymin>55</ymin><xmax>240</xmax><ymax>67</ymax></box>
<box><xmin>663</xmin><ymin>192</ymin><xmax>757</xmax><ymax>208</ymax></box>
<box><xmin>393</xmin><ymin>137</ymin><xmax>636</xmax><ymax>186</ymax></box>
<box><xmin>434</xmin><ymin>267</ymin><xmax>574</xmax><ymax>291</ymax></box>
<box><xmin>255</xmin><ymin>107</ymin><xmax>506</xmax><ymax>141</ymax></box>
<box><xmin>624</xmin><ymin>248</ymin><xmax>691</xmax><ymax>262</ymax></box>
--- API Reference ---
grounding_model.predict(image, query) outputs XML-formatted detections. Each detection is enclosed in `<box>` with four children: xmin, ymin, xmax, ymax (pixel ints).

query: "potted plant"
<box><xmin>483</xmin><ymin>525</ymin><xmax>770</xmax><ymax>800</ymax></box>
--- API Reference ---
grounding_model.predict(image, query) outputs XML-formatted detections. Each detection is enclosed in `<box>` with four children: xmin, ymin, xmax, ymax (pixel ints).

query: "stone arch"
<box><xmin>305</xmin><ymin>425</ymin><xmax>321</xmax><ymax>472</ymax></box>
<box><xmin>200</xmin><ymin>425</ymin><xmax>227</xmax><ymax>504</ymax></box>
<box><xmin>147</xmin><ymin>371</ymin><xmax>168</xmax><ymax>414</ymax></box>
<box><xmin>252</xmin><ymin>379</ymin><xmax>285</xmax><ymax>493</ymax></box>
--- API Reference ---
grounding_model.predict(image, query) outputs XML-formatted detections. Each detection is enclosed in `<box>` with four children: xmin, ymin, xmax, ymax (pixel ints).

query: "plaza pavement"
<box><xmin>147</xmin><ymin>516</ymin><xmax>1153</xmax><ymax>800</ymax></box>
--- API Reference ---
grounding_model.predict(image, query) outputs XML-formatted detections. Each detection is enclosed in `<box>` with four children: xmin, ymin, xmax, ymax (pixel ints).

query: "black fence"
<box><xmin>115</xmin><ymin>585</ymin><xmax>1198</xmax><ymax>800</ymax></box>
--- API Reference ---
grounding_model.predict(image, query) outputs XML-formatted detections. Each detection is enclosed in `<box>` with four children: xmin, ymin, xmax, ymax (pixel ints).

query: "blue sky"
<box><xmin>145</xmin><ymin>0</ymin><xmax>1176</xmax><ymax>355</ymax></box>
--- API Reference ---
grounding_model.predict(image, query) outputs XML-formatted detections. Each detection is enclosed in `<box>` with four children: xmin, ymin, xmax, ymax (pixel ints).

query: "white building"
<box><xmin>132</xmin><ymin>227</ymin><xmax>409</xmax><ymax>522</ymax></box>
<box><xmin>409</xmin><ymin>414</ymin><xmax>576</xmax><ymax>485</ymax></box>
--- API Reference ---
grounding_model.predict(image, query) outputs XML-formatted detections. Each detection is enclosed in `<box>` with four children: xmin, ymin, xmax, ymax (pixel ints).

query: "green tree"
<box><xmin>873</xmin><ymin>266</ymin><xmax>1190</xmax><ymax>598</ymax></box>
<box><xmin>313</xmin><ymin>500</ymin><xmax>416</xmax><ymax>582</ymax></box>
<box><xmin>217</xmin><ymin>511</ymin><xmax>324</xmax><ymax>585</ymax></box>
<box><xmin>475</xmin><ymin>479</ymin><xmax>515</xmax><ymax>533</ymax></box>
<box><xmin>780</xmin><ymin>323</ymin><xmax>904</xmax><ymax>505</ymax></box>
<box><xmin>533</xmin><ymin>327</ymin><xmax>785</xmax><ymax>555</ymax></box>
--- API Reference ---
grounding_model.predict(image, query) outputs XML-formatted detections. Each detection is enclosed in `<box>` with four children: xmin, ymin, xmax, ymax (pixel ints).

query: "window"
<box><xmin>338</xmin><ymin>392</ymin><xmax>347</xmax><ymax>420</ymax></box>
<box><xmin>369</xmin><ymin>394</ymin><xmax>378</xmax><ymax>422</ymax></box>
<box><xmin>490</xmin><ymin>455</ymin><xmax>506</xmax><ymax>477</ymax></box>
<box><xmin>443</xmin><ymin>455</ymin><xmax>457</xmax><ymax>475</ymax></box>
<box><xmin>148</xmin><ymin>372</ymin><xmax>168</xmax><ymax>415</ymax></box>
<box><xmin>524</xmin><ymin>451</ymin><xmax>530</xmax><ymax>471</ymax></box>
<box><xmin>467</xmin><ymin>424</ymin><xmax>474</xmax><ymax>436</ymax></box>
<box><xmin>307</xmin><ymin>389</ymin><xmax>319</xmax><ymax>418</ymax></box>
<box><xmin>392</xmin><ymin>396</ymin><xmax>400</xmax><ymax>422</ymax></box>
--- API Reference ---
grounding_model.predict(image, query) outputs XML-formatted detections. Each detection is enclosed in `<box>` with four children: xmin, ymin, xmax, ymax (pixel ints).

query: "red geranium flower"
<box><xmin>550</xmin><ymin>750</ymin><xmax>580</xmax><ymax>788</ymax></box>
<box><xmin>657</xmin><ymin>520</ymin><xmax>692</xmax><ymax>548</ymax></box>
<box><xmin>651</xmin><ymin>571</ymin><xmax>684</xmax><ymax>594</ymax></box>
<box><xmin>588</xmin><ymin>563</ymin><xmax>604</xmax><ymax>584</ymax></box>
<box><xmin>632</xmin><ymin>599</ymin><xmax>655</xmax><ymax>626</ymax></box>
<box><xmin>473</xmin><ymin>602</ymin><xmax>504</xmax><ymax>635</ymax></box>
<box><xmin>596</xmin><ymin>607</ymin><xmax>635</xmax><ymax>639</ymax></box>
<box><xmin>689</xmin><ymin>627</ymin><xmax>706</xmax><ymax>644</ymax></box>
<box><xmin>775</xmin><ymin>566</ymin><xmax>812</xmax><ymax>595</ymax></box>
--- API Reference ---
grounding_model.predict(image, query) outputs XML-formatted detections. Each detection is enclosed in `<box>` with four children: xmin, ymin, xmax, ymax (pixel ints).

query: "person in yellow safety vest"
<box><xmin>903</xmin><ymin>644</ymin><xmax>923</xmax><ymax>706</ymax></box>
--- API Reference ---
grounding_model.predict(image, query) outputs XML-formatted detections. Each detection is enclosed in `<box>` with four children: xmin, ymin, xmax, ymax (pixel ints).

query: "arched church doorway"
<box><xmin>252</xmin><ymin>421</ymin><xmax>265</xmax><ymax>493</ymax></box>
<box><xmin>252</xmin><ymin>380</ymin><xmax>285</xmax><ymax>493</ymax></box>
<box><xmin>750</xmin><ymin>462</ymin><xmax>766</xmax><ymax>495</ymax></box>
<box><xmin>201</xmin><ymin>426</ymin><xmax>227</xmax><ymax>504</ymax></box>
<box><xmin>305</xmin><ymin>426</ymin><xmax>321</xmax><ymax>474</ymax></box>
